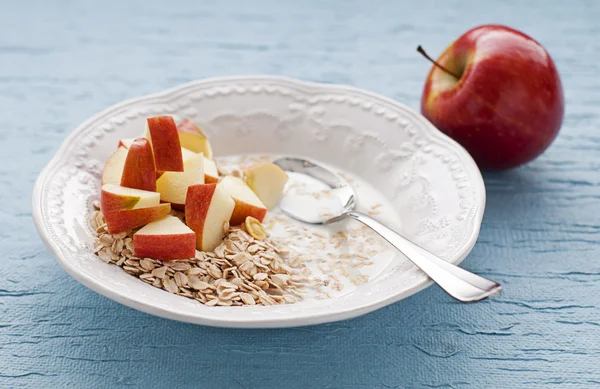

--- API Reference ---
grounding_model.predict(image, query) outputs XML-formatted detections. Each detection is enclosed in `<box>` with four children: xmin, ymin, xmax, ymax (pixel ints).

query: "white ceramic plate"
<box><xmin>32</xmin><ymin>76</ymin><xmax>485</xmax><ymax>328</ymax></box>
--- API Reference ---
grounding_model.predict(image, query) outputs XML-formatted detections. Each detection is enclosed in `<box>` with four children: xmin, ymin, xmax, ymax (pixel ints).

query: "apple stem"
<box><xmin>416</xmin><ymin>45</ymin><xmax>461</xmax><ymax>79</ymax></box>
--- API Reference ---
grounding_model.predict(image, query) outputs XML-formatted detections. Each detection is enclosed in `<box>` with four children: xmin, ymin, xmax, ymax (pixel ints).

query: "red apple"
<box><xmin>120</xmin><ymin>138</ymin><xmax>156</xmax><ymax>192</ymax></box>
<box><xmin>185</xmin><ymin>183</ymin><xmax>235</xmax><ymax>251</ymax></box>
<box><xmin>145</xmin><ymin>116</ymin><xmax>184</xmax><ymax>172</ymax></box>
<box><xmin>203</xmin><ymin>156</ymin><xmax>219</xmax><ymax>184</ymax></box>
<box><xmin>420</xmin><ymin>25</ymin><xmax>564</xmax><ymax>170</ymax></box>
<box><xmin>133</xmin><ymin>215</ymin><xmax>196</xmax><ymax>260</ymax></box>
<box><xmin>103</xmin><ymin>203</ymin><xmax>171</xmax><ymax>234</ymax></box>
<box><xmin>100</xmin><ymin>184</ymin><xmax>160</xmax><ymax>212</ymax></box>
<box><xmin>102</xmin><ymin>146</ymin><xmax>128</xmax><ymax>185</ymax></box>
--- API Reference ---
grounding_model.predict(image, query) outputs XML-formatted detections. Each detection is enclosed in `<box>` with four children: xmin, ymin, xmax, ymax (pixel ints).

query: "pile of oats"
<box><xmin>91</xmin><ymin>203</ymin><xmax>304</xmax><ymax>307</ymax></box>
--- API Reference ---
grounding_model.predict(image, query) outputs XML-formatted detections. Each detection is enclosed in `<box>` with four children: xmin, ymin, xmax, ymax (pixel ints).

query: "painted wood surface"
<box><xmin>2</xmin><ymin>0</ymin><xmax>599</xmax><ymax>387</ymax></box>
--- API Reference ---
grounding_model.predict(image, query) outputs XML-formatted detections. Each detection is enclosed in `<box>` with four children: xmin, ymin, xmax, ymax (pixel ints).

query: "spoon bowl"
<box><xmin>273</xmin><ymin>157</ymin><xmax>355</xmax><ymax>224</ymax></box>
<box><xmin>273</xmin><ymin>156</ymin><xmax>502</xmax><ymax>303</ymax></box>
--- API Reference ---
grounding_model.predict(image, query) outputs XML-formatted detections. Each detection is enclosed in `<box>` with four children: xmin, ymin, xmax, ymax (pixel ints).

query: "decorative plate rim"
<box><xmin>32</xmin><ymin>75</ymin><xmax>486</xmax><ymax>328</ymax></box>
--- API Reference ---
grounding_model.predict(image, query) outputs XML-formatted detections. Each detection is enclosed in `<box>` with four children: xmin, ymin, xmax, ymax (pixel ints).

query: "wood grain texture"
<box><xmin>2</xmin><ymin>0</ymin><xmax>599</xmax><ymax>387</ymax></box>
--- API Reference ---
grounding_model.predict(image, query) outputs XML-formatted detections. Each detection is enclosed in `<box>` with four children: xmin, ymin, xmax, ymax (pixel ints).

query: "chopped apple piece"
<box><xmin>177</xmin><ymin>119</ymin><xmax>213</xmax><ymax>159</ymax></box>
<box><xmin>217</xmin><ymin>176</ymin><xmax>267</xmax><ymax>225</ymax></box>
<box><xmin>133</xmin><ymin>215</ymin><xmax>196</xmax><ymax>260</ymax></box>
<box><xmin>155</xmin><ymin>149</ymin><xmax>204</xmax><ymax>209</ymax></box>
<box><xmin>203</xmin><ymin>157</ymin><xmax>219</xmax><ymax>184</ymax></box>
<box><xmin>120</xmin><ymin>138</ymin><xmax>156</xmax><ymax>192</ymax></box>
<box><xmin>100</xmin><ymin>184</ymin><xmax>160</xmax><ymax>212</ymax></box>
<box><xmin>103</xmin><ymin>203</ymin><xmax>171</xmax><ymax>234</ymax></box>
<box><xmin>101</xmin><ymin>146</ymin><xmax>129</xmax><ymax>185</ymax></box>
<box><xmin>118</xmin><ymin>138</ymin><xmax>136</xmax><ymax>149</ymax></box>
<box><xmin>185</xmin><ymin>184</ymin><xmax>235</xmax><ymax>252</ymax></box>
<box><xmin>244</xmin><ymin>163</ymin><xmax>288</xmax><ymax>210</ymax></box>
<box><xmin>146</xmin><ymin>116</ymin><xmax>184</xmax><ymax>172</ymax></box>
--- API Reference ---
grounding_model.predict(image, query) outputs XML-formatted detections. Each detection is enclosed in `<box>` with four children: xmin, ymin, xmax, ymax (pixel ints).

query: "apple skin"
<box><xmin>228</xmin><ymin>198</ymin><xmax>267</xmax><ymax>226</ymax></box>
<box><xmin>185</xmin><ymin>184</ymin><xmax>215</xmax><ymax>237</ymax></box>
<box><xmin>185</xmin><ymin>183</ymin><xmax>235</xmax><ymax>251</ymax></box>
<box><xmin>133</xmin><ymin>215</ymin><xmax>196</xmax><ymax>260</ymax></box>
<box><xmin>101</xmin><ymin>146</ymin><xmax>129</xmax><ymax>185</ymax></box>
<box><xmin>134</xmin><ymin>231</ymin><xmax>196</xmax><ymax>260</ymax></box>
<box><xmin>120</xmin><ymin>138</ymin><xmax>157</xmax><ymax>192</ymax></box>
<box><xmin>218</xmin><ymin>176</ymin><xmax>267</xmax><ymax>225</ymax></box>
<box><xmin>146</xmin><ymin>116</ymin><xmax>184</xmax><ymax>172</ymax></box>
<box><xmin>103</xmin><ymin>203</ymin><xmax>171</xmax><ymax>234</ymax></box>
<box><xmin>203</xmin><ymin>157</ymin><xmax>219</xmax><ymax>184</ymax></box>
<box><xmin>101</xmin><ymin>189</ymin><xmax>139</xmax><ymax>212</ymax></box>
<box><xmin>421</xmin><ymin>25</ymin><xmax>564</xmax><ymax>170</ymax></box>
<box><xmin>100</xmin><ymin>184</ymin><xmax>160</xmax><ymax>212</ymax></box>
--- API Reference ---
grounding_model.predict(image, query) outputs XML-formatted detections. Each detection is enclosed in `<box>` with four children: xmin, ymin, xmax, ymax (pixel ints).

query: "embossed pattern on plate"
<box><xmin>32</xmin><ymin>76</ymin><xmax>485</xmax><ymax>328</ymax></box>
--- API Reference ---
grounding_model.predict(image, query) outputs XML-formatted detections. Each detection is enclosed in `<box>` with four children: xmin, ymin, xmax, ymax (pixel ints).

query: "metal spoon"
<box><xmin>273</xmin><ymin>157</ymin><xmax>502</xmax><ymax>303</ymax></box>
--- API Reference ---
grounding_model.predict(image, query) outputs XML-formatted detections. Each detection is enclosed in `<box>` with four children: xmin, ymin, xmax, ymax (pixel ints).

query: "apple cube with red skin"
<box><xmin>103</xmin><ymin>203</ymin><xmax>171</xmax><ymax>234</ymax></box>
<box><xmin>133</xmin><ymin>215</ymin><xmax>196</xmax><ymax>260</ymax></box>
<box><xmin>185</xmin><ymin>184</ymin><xmax>235</xmax><ymax>252</ymax></box>
<box><xmin>217</xmin><ymin>176</ymin><xmax>267</xmax><ymax>225</ymax></box>
<box><xmin>102</xmin><ymin>146</ymin><xmax>129</xmax><ymax>185</ymax></box>
<box><xmin>100</xmin><ymin>184</ymin><xmax>160</xmax><ymax>213</ymax></box>
<box><xmin>203</xmin><ymin>157</ymin><xmax>219</xmax><ymax>184</ymax></box>
<box><xmin>101</xmin><ymin>140</ymin><xmax>140</xmax><ymax>186</ymax></box>
<box><xmin>145</xmin><ymin>116</ymin><xmax>184</xmax><ymax>172</ymax></box>
<box><xmin>177</xmin><ymin>119</ymin><xmax>213</xmax><ymax>159</ymax></box>
<box><xmin>420</xmin><ymin>25</ymin><xmax>564</xmax><ymax>170</ymax></box>
<box><xmin>120</xmin><ymin>138</ymin><xmax>156</xmax><ymax>192</ymax></box>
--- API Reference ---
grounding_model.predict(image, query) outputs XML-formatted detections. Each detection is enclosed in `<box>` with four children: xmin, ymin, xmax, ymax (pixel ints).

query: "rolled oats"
<box><xmin>139</xmin><ymin>259</ymin><xmax>155</xmax><ymax>272</ymax></box>
<box><xmin>240</xmin><ymin>293</ymin><xmax>256</xmax><ymax>305</ymax></box>
<box><xmin>91</xmin><ymin>207</ymin><xmax>305</xmax><ymax>307</ymax></box>
<box><xmin>174</xmin><ymin>272</ymin><xmax>188</xmax><ymax>287</ymax></box>
<box><xmin>163</xmin><ymin>276</ymin><xmax>179</xmax><ymax>294</ymax></box>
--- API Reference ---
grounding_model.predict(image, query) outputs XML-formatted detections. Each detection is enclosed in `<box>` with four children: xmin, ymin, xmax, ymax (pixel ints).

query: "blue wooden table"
<box><xmin>2</xmin><ymin>0</ymin><xmax>599</xmax><ymax>387</ymax></box>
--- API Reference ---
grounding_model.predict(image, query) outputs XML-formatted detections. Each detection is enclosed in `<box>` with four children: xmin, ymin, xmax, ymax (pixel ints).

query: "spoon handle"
<box><xmin>344</xmin><ymin>211</ymin><xmax>502</xmax><ymax>302</ymax></box>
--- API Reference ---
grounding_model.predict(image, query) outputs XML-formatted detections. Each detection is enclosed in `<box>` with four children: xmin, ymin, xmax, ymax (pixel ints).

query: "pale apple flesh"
<box><xmin>217</xmin><ymin>176</ymin><xmax>267</xmax><ymax>225</ymax></box>
<box><xmin>146</xmin><ymin>116</ymin><xmax>184</xmax><ymax>172</ymax></box>
<box><xmin>203</xmin><ymin>157</ymin><xmax>219</xmax><ymax>184</ymax></box>
<box><xmin>118</xmin><ymin>138</ymin><xmax>136</xmax><ymax>149</ymax></box>
<box><xmin>421</xmin><ymin>25</ymin><xmax>564</xmax><ymax>170</ymax></box>
<box><xmin>133</xmin><ymin>215</ymin><xmax>196</xmax><ymax>260</ymax></box>
<box><xmin>185</xmin><ymin>184</ymin><xmax>235</xmax><ymax>252</ymax></box>
<box><xmin>120</xmin><ymin>137</ymin><xmax>156</xmax><ymax>192</ymax></box>
<box><xmin>100</xmin><ymin>184</ymin><xmax>160</xmax><ymax>212</ymax></box>
<box><xmin>103</xmin><ymin>203</ymin><xmax>171</xmax><ymax>234</ymax></box>
<box><xmin>244</xmin><ymin>163</ymin><xmax>288</xmax><ymax>210</ymax></box>
<box><xmin>101</xmin><ymin>146</ymin><xmax>129</xmax><ymax>185</ymax></box>
<box><xmin>177</xmin><ymin>119</ymin><xmax>213</xmax><ymax>159</ymax></box>
<box><xmin>156</xmin><ymin>149</ymin><xmax>204</xmax><ymax>209</ymax></box>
